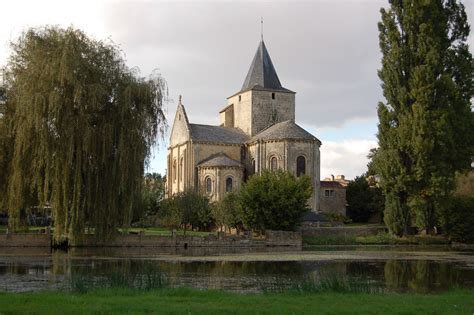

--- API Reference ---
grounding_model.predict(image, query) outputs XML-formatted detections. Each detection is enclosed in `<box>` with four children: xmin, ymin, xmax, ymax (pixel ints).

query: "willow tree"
<box><xmin>0</xmin><ymin>27</ymin><xmax>166</xmax><ymax>242</ymax></box>
<box><xmin>374</xmin><ymin>0</ymin><xmax>473</xmax><ymax>235</ymax></box>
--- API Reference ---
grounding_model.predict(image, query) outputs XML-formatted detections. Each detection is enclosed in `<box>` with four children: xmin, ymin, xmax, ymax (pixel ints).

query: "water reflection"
<box><xmin>0</xmin><ymin>249</ymin><xmax>473</xmax><ymax>293</ymax></box>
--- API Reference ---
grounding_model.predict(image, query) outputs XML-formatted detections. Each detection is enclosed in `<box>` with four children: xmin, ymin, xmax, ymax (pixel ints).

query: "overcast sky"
<box><xmin>1</xmin><ymin>0</ymin><xmax>472</xmax><ymax>179</ymax></box>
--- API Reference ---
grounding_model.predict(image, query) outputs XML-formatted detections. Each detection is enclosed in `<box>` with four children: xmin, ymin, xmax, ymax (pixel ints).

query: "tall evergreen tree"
<box><xmin>374</xmin><ymin>0</ymin><xmax>473</xmax><ymax>235</ymax></box>
<box><xmin>0</xmin><ymin>27</ymin><xmax>167</xmax><ymax>241</ymax></box>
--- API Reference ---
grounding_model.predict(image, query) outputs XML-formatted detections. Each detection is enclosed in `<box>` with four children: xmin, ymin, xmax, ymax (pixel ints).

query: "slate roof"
<box><xmin>189</xmin><ymin>124</ymin><xmax>249</xmax><ymax>144</ymax></box>
<box><xmin>241</xmin><ymin>40</ymin><xmax>292</xmax><ymax>93</ymax></box>
<box><xmin>197</xmin><ymin>153</ymin><xmax>243</xmax><ymax>168</ymax></box>
<box><xmin>249</xmin><ymin>120</ymin><xmax>320</xmax><ymax>143</ymax></box>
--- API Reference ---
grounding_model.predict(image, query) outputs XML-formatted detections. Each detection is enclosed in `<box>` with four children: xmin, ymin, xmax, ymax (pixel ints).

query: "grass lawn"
<box><xmin>303</xmin><ymin>232</ymin><xmax>450</xmax><ymax>246</ymax></box>
<box><xmin>0</xmin><ymin>288</ymin><xmax>473</xmax><ymax>314</ymax></box>
<box><xmin>0</xmin><ymin>225</ymin><xmax>47</xmax><ymax>234</ymax></box>
<box><xmin>125</xmin><ymin>227</ymin><xmax>216</xmax><ymax>237</ymax></box>
<box><xmin>0</xmin><ymin>225</ymin><xmax>215</xmax><ymax>238</ymax></box>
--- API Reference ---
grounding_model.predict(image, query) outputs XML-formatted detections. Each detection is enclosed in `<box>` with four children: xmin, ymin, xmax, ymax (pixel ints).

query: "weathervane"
<box><xmin>261</xmin><ymin>17</ymin><xmax>264</xmax><ymax>41</ymax></box>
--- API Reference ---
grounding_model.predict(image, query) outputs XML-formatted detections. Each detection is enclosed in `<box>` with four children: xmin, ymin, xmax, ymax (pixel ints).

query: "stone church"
<box><xmin>166</xmin><ymin>40</ymin><xmax>322</xmax><ymax>211</ymax></box>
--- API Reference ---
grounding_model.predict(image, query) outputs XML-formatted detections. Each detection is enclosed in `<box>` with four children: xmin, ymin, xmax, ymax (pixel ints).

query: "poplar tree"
<box><xmin>374</xmin><ymin>0</ymin><xmax>473</xmax><ymax>236</ymax></box>
<box><xmin>0</xmin><ymin>27</ymin><xmax>166</xmax><ymax>242</ymax></box>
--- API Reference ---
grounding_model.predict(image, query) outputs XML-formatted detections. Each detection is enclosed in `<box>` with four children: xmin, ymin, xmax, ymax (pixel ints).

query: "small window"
<box><xmin>251</xmin><ymin>159</ymin><xmax>256</xmax><ymax>174</ymax></box>
<box><xmin>226</xmin><ymin>177</ymin><xmax>233</xmax><ymax>192</ymax></box>
<box><xmin>238</xmin><ymin>95</ymin><xmax>242</xmax><ymax>102</ymax></box>
<box><xmin>180</xmin><ymin>157</ymin><xmax>184</xmax><ymax>181</ymax></box>
<box><xmin>296</xmin><ymin>156</ymin><xmax>306</xmax><ymax>177</ymax></box>
<box><xmin>271</xmin><ymin>92</ymin><xmax>275</xmax><ymax>100</ymax></box>
<box><xmin>205</xmin><ymin>177</ymin><xmax>212</xmax><ymax>193</ymax></box>
<box><xmin>325</xmin><ymin>189</ymin><xmax>335</xmax><ymax>197</ymax></box>
<box><xmin>270</xmin><ymin>156</ymin><xmax>278</xmax><ymax>171</ymax></box>
<box><xmin>178</xmin><ymin>114</ymin><xmax>181</xmax><ymax>120</ymax></box>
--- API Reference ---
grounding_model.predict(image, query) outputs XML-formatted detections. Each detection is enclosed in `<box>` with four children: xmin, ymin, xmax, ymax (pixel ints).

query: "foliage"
<box><xmin>373</xmin><ymin>0</ymin><xmax>474</xmax><ymax>236</ymax></box>
<box><xmin>159</xmin><ymin>190</ymin><xmax>213</xmax><ymax>233</ymax></box>
<box><xmin>239</xmin><ymin>170</ymin><xmax>312</xmax><ymax>232</ymax></box>
<box><xmin>0</xmin><ymin>26</ymin><xmax>167</xmax><ymax>241</ymax></box>
<box><xmin>132</xmin><ymin>173</ymin><xmax>165</xmax><ymax>223</ymax></box>
<box><xmin>441</xmin><ymin>196</ymin><xmax>474</xmax><ymax>243</ymax></box>
<box><xmin>324</xmin><ymin>213</ymin><xmax>352</xmax><ymax>224</ymax></box>
<box><xmin>346</xmin><ymin>174</ymin><xmax>384</xmax><ymax>223</ymax></box>
<box><xmin>212</xmin><ymin>192</ymin><xmax>244</xmax><ymax>233</ymax></box>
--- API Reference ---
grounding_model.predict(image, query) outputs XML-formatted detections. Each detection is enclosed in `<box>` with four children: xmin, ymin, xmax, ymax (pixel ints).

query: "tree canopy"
<box><xmin>346</xmin><ymin>174</ymin><xmax>384</xmax><ymax>223</ymax></box>
<box><xmin>159</xmin><ymin>190</ymin><xmax>213</xmax><ymax>233</ymax></box>
<box><xmin>373</xmin><ymin>0</ymin><xmax>473</xmax><ymax>236</ymax></box>
<box><xmin>239</xmin><ymin>170</ymin><xmax>312</xmax><ymax>232</ymax></box>
<box><xmin>0</xmin><ymin>26</ymin><xmax>167</xmax><ymax>242</ymax></box>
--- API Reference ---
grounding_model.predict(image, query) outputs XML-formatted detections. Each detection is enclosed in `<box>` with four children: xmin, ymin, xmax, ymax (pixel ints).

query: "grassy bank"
<box><xmin>123</xmin><ymin>227</ymin><xmax>215</xmax><ymax>237</ymax></box>
<box><xmin>303</xmin><ymin>232</ymin><xmax>450</xmax><ymax>246</ymax></box>
<box><xmin>0</xmin><ymin>288</ymin><xmax>473</xmax><ymax>314</ymax></box>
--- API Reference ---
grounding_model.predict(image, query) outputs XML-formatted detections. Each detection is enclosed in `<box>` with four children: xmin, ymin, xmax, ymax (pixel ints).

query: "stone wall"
<box><xmin>228</xmin><ymin>90</ymin><xmax>295</xmax><ymax>136</ymax></box>
<box><xmin>228</xmin><ymin>90</ymin><xmax>252</xmax><ymax>135</ymax></box>
<box><xmin>198</xmin><ymin>166</ymin><xmax>243</xmax><ymax>202</ymax></box>
<box><xmin>251</xmin><ymin>90</ymin><xmax>295</xmax><ymax>136</ymax></box>
<box><xmin>247</xmin><ymin>139</ymin><xmax>320</xmax><ymax>211</ymax></box>
<box><xmin>0</xmin><ymin>232</ymin><xmax>50</xmax><ymax>247</ymax></box>
<box><xmin>301</xmin><ymin>226</ymin><xmax>387</xmax><ymax>237</ymax></box>
<box><xmin>71</xmin><ymin>231</ymin><xmax>302</xmax><ymax>248</ymax></box>
<box><xmin>319</xmin><ymin>186</ymin><xmax>346</xmax><ymax>216</ymax></box>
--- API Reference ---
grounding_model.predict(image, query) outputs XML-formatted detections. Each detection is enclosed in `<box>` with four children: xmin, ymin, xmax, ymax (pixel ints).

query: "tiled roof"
<box><xmin>321</xmin><ymin>181</ymin><xmax>345</xmax><ymax>189</ymax></box>
<box><xmin>249</xmin><ymin>120</ymin><xmax>320</xmax><ymax>143</ymax></box>
<box><xmin>189</xmin><ymin>124</ymin><xmax>249</xmax><ymax>144</ymax></box>
<box><xmin>197</xmin><ymin>153</ymin><xmax>242</xmax><ymax>168</ymax></box>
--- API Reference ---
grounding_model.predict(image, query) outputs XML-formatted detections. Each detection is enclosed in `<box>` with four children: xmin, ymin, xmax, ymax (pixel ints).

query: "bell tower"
<box><xmin>220</xmin><ymin>40</ymin><xmax>296</xmax><ymax>136</ymax></box>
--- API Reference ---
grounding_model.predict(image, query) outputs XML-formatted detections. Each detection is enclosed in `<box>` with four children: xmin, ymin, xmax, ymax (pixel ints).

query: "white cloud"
<box><xmin>320</xmin><ymin>139</ymin><xmax>377</xmax><ymax>180</ymax></box>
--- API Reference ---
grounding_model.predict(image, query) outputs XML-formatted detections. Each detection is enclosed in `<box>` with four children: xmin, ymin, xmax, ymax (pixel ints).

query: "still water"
<box><xmin>0</xmin><ymin>246</ymin><xmax>473</xmax><ymax>293</ymax></box>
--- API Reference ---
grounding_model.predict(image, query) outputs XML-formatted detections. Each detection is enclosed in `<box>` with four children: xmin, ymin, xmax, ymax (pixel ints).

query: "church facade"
<box><xmin>166</xmin><ymin>40</ymin><xmax>322</xmax><ymax>211</ymax></box>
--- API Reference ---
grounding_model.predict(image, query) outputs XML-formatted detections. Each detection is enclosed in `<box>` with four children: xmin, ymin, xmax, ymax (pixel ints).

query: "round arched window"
<box><xmin>270</xmin><ymin>156</ymin><xmax>278</xmax><ymax>171</ymax></box>
<box><xmin>205</xmin><ymin>177</ymin><xmax>212</xmax><ymax>193</ymax></box>
<box><xmin>226</xmin><ymin>177</ymin><xmax>233</xmax><ymax>192</ymax></box>
<box><xmin>251</xmin><ymin>159</ymin><xmax>256</xmax><ymax>174</ymax></box>
<box><xmin>296</xmin><ymin>156</ymin><xmax>306</xmax><ymax>177</ymax></box>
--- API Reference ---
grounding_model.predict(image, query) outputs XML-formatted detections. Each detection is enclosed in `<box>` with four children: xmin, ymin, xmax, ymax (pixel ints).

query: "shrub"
<box><xmin>346</xmin><ymin>174</ymin><xmax>384</xmax><ymax>223</ymax></box>
<box><xmin>442</xmin><ymin>196</ymin><xmax>474</xmax><ymax>243</ymax></box>
<box><xmin>212</xmin><ymin>193</ymin><xmax>244</xmax><ymax>233</ymax></box>
<box><xmin>239</xmin><ymin>170</ymin><xmax>312</xmax><ymax>232</ymax></box>
<box><xmin>159</xmin><ymin>190</ymin><xmax>213</xmax><ymax>233</ymax></box>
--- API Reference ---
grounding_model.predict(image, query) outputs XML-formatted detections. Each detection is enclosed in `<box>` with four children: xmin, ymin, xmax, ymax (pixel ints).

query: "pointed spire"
<box><xmin>241</xmin><ymin>40</ymin><xmax>284</xmax><ymax>92</ymax></box>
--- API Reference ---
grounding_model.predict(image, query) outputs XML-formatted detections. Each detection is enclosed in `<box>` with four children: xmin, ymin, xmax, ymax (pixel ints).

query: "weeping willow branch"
<box><xmin>0</xmin><ymin>26</ymin><xmax>167</xmax><ymax>242</ymax></box>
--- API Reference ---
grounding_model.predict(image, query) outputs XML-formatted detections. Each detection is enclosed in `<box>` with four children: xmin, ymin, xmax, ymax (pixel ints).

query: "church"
<box><xmin>166</xmin><ymin>39</ymin><xmax>322</xmax><ymax>211</ymax></box>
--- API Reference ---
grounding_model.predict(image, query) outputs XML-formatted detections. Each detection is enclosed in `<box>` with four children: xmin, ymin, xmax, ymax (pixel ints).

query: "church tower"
<box><xmin>220</xmin><ymin>40</ymin><xmax>296</xmax><ymax>136</ymax></box>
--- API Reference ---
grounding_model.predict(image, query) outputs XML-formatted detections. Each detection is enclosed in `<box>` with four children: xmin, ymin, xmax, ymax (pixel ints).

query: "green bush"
<box><xmin>324</xmin><ymin>213</ymin><xmax>353</xmax><ymax>224</ymax></box>
<box><xmin>442</xmin><ymin>196</ymin><xmax>474</xmax><ymax>243</ymax></box>
<box><xmin>159</xmin><ymin>190</ymin><xmax>213</xmax><ymax>233</ymax></box>
<box><xmin>346</xmin><ymin>175</ymin><xmax>384</xmax><ymax>223</ymax></box>
<box><xmin>212</xmin><ymin>193</ymin><xmax>244</xmax><ymax>233</ymax></box>
<box><xmin>239</xmin><ymin>170</ymin><xmax>312</xmax><ymax>232</ymax></box>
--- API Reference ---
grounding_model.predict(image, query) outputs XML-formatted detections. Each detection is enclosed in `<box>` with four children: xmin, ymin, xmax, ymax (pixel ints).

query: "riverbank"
<box><xmin>1</xmin><ymin>288</ymin><xmax>473</xmax><ymax>314</ymax></box>
<box><xmin>303</xmin><ymin>232</ymin><xmax>451</xmax><ymax>246</ymax></box>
